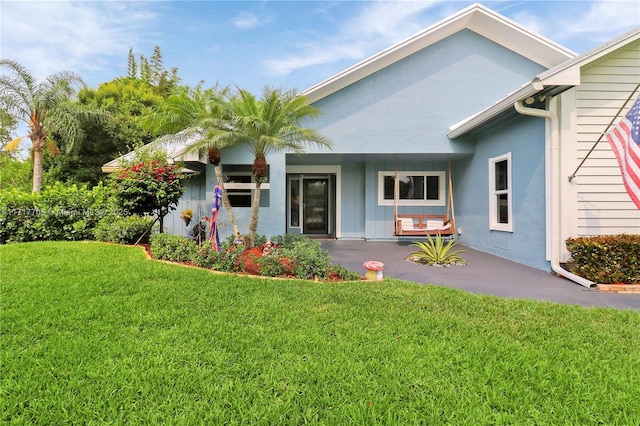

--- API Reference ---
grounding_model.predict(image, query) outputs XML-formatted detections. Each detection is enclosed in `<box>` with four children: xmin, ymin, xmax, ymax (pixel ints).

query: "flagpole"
<box><xmin>393</xmin><ymin>159</ymin><xmax>398</xmax><ymax>235</ymax></box>
<box><xmin>448</xmin><ymin>159</ymin><xmax>455</xmax><ymax>225</ymax></box>
<box><xmin>568</xmin><ymin>82</ymin><xmax>640</xmax><ymax>182</ymax></box>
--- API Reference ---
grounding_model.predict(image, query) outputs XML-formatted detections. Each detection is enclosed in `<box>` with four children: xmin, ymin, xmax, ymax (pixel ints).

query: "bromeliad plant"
<box><xmin>410</xmin><ymin>234</ymin><xmax>467</xmax><ymax>266</ymax></box>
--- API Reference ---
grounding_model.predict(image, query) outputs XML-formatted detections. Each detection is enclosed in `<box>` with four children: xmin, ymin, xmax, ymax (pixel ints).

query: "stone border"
<box><xmin>596</xmin><ymin>284</ymin><xmax>640</xmax><ymax>294</ymax></box>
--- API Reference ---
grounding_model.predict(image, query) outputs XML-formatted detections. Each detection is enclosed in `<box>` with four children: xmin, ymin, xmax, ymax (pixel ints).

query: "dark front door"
<box><xmin>302</xmin><ymin>178</ymin><xmax>329</xmax><ymax>234</ymax></box>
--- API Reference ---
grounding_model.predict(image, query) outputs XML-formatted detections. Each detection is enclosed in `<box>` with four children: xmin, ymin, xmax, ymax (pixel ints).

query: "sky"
<box><xmin>1</xmin><ymin>0</ymin><xmax>639</xmax><ymax>96</ymax></box>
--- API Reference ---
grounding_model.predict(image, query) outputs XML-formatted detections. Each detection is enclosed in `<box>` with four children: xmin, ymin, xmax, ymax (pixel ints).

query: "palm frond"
<box><xmin>5</xmin><ymin>137</ymin><xmax>23</xmax><ymax>152</ymax></box>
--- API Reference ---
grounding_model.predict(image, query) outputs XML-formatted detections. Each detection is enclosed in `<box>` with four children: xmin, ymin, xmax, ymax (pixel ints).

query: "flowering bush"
<box><xmin>110</xmin><ymin>150</ymin><xmax>188</xmax><ymax>232</ymax></box>
<box><xmin>113</xmin><ymin>159</ymin><xmax>185</xmax><ymax>215</ymax></box>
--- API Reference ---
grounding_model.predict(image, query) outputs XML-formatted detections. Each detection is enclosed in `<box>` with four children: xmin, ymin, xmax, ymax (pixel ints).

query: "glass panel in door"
<box><xmin>303</xmin><ymin>178</ymin><xmax>328</xmax><ymax>234</ymax></box>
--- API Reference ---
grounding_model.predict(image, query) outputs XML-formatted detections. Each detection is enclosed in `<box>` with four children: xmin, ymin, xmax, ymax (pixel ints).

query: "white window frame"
<box><xmin>489</xmin><ymin>152</ymin><xmax>512</xmax><ymax>232</ymax></box>
<box><xmin>377</xmin><ymin>171</ymin><xmax>446</xmax><ymax>206</ymax></box>
<box><xmin>223</xmin><ymin>166</ymin><xmax>270</xmax><ymax>208</ymax></box>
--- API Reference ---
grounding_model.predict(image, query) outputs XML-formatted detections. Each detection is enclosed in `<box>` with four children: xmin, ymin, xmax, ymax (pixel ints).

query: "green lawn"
<box><xmin>1</xmin><ymin>241</ymin><xmax>639</xmax><ymax>425</ymax></box>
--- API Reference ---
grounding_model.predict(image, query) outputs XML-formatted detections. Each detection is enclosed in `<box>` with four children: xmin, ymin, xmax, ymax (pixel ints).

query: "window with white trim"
<box><xmin>378</xmin><ymin>171</ymin><xmax>446</xmax><ymax>206</ymax></box>
<box><xmin>489</xmin><ymin>153</ymin><xmax>512</xmax><ymax>232</ymax></box>
<box><xmin>223</xmin><ymin>164</ymin><xmax>270</xmax><ymax>208</ymax></box>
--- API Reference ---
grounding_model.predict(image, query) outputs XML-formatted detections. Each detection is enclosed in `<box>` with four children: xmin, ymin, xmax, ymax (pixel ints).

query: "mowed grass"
<box><xmin>1</xmin><ymin>242</ymin><xmax>639</xmax><ymax>425</ymax></box>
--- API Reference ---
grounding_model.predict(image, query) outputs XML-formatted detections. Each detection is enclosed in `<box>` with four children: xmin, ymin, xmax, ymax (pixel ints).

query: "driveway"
<box><xmin>321</xmin><ymin>240</ymin><xmax>640</xmax><ymax>310</ymax></box>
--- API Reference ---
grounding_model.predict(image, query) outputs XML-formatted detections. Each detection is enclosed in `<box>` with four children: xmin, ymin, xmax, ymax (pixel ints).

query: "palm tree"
<box><xmin>144</xmin><ymin>85</ymin><xmax>241</xmax><ymax>237</ymax></box>
<box><xmin>224</xmin><ymin>87</ymin><xmax>333</xmax><ymax>247</ymax></box>
<box><xmin>0</xmin><ymin>59</ymin><xmax>89</xmax><ymax>192</ymax></box>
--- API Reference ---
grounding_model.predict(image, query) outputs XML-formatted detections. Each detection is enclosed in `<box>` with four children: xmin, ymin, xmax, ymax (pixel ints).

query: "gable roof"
<box><xmin>448</xmin><ymin>26</ymin><xmax>640</xmax><ymax>138</ymax></box>
<box><xmin>300</xmin><ymin>3</ymin><xmax>576</xmax><ymax>104</ymax></box>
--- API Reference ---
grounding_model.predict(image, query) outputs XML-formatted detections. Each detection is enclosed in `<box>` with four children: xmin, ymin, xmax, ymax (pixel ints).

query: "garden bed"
<box><xmin>142</xmin><ymin>238</ymin><xmax>363</xmax><ymax>282</ymax></box>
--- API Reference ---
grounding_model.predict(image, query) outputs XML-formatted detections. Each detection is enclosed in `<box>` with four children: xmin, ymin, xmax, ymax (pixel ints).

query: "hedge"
<box><xmin>0</xmin><ymin>183</ymin><xmax>115</xmax><ymax>244</ymax></box>
<box><xmin>565</xmin><ymin>234</ymin><xmax>640</xmax><ymax>284</ymax></box>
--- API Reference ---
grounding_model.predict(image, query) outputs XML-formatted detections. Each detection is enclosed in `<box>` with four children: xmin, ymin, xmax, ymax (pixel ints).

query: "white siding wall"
<box><xmin>574</xmin><ymin>40</ymin><xmax>640</xmax><ymax>235</ymax></box>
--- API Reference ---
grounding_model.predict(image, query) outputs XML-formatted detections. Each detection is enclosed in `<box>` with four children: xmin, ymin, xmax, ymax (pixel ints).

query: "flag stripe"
<box><xmin>606</xmin><ymin>97</ymin><xmax>640</xmax><ymax>209</ymax></box>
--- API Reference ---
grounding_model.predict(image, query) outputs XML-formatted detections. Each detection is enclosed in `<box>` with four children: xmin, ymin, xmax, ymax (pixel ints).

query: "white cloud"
<box><xmin>232</xmin><ymin>9</ymin><xmax>275</xmax><ymax>31</ymax></box>
<box><xmin>0</xmin><ymin>1</ymin><xmax>157</xmax><ymax>82</ymax></box>
<box><xmin>232</xmin><ymin>12</ymin><xmax>260</xmax><ymax>30</ymax></box>
<box><xmin>560</xmin><ymin>1</ymin><xmax>640</xmax><ymax>39</ymax></box>
<box><xmin>264</xmin><ymin>0</ymin><xmax>440</xmax><ymax>76</ymax></box>
<box><xmin>513</xmin><ymin>1</ymin><xmax>640</xmax><ymax>50</ymax></box>
<box><xmin>345</xmin><ymin>0</ymin><xmax>439</xmax><ymax>40</ymax></box>
<box><xmin>265</xmin><ymin>43</ymin><xmax>367</xmax><ymax>77</ymax></box>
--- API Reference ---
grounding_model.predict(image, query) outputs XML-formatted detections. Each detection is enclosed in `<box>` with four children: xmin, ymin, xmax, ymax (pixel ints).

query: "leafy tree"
<box><xmin>46</xmin><ymin>46</ymin><xmax>182</xmax><ymax>186</ymax></box>
<box><xmin>0</xmin><ymin>108</ymin><xmax>31</xmax><ymax>191</ymax></box>
<box><xmin>46</xmin><ymin>77</ymin><xmax>164</xmax><ymax>186</ymax></box>
<box><xmin>0</xmin><ymin>107</ymin><xmax>18</xmax><ymax>156</ymax></box>
<box><xmin>144</xmin><ymin>84</ymin><xmax>242</xmax><ymax>237</ymax></box>
<box><xmin>0</xmin><ymin>155</ymin><xmax>32</xmax><ymax>191</ymax></box>
<box><xmin>109</xmin><ymin>148</ymin><xmax>187</xmax><ymax>233</ymax></box>
<box><xmin>0</xmin><ymin>59</ymin><xmax>101</xmax><ymax>192</ymax></box>
<box><xmin>222</xmin><ymin>87</ymin><xmax>333</xmax><ymax>246</ymax></box>
<box><xmin>127</xmin><ymin>47</ymin><xmax>137</xmax><ymax>79</ymax></box>
<box><xmin>130</xmin><ymin>46</ymin><xmax>180</xmax><ymax>96</ymax></box>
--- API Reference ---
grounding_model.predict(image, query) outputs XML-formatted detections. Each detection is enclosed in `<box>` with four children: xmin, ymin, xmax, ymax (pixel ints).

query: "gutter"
<box><xmin>448</xmin><ymin>80</ymin><xmax>544</xmax><ymax>138</ymax></box>
<box><xmin>514</xmin><ymin>100</ymin><xmax>594</xmax><ymax>288</ymax></box>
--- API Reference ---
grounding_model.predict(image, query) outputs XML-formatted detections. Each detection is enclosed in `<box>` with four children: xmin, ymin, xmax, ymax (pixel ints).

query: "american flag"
<box><xmin>606</xmin><ymin>96</ymin><xmax>640</xmax><ymax>210</ymax></box>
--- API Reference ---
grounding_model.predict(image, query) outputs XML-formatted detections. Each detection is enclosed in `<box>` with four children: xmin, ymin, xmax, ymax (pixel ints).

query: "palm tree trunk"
<box><xmin>248</xmin><ymin>180</ymin><xmax>262</xmax><ymax>248</ymax></box>
<box><xmin>31</xmin><ymin>140</ymin><xmax>44</xmax><ymax>193</ymax></box>
<box><xmin>213</xmin><ymin>164</ymin><xmax>240</xmax><ymax>236</ymax></box>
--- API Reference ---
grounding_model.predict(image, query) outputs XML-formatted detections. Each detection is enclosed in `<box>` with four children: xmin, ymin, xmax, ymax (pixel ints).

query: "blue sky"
<box><xmin>1</xmin><ymin>1</ymin><xmax>639</xmax><ymax>95</ymax></box>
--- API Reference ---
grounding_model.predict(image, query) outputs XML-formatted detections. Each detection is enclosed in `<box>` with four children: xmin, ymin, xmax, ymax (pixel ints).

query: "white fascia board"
<box><xmin>447</xmin><ymin>80</ymin><xmax>544</xmax><ymax>138</ymax></box>
<box><xmin>465</xmin><ymin>6</ymin><xmax>576</xmax><ymax>69</ymax></box>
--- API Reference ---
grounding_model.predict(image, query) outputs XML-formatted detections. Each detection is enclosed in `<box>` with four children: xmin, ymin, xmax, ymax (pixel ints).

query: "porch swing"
<box><xmin>393</xmin><ymin>161</ymin><xmax>456</xmax><ymax>237</ymax></box>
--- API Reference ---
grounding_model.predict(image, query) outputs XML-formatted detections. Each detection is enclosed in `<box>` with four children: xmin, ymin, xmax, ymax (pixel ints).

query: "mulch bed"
<box><xmin>139</xmin><ymin>243</ymin><xmax>355</xmax><ymax>282</ymax></box>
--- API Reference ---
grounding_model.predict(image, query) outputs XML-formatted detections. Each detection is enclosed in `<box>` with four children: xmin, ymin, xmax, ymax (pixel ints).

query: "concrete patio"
<box><xmin>321</xmin><ymin>240</ymin><xmax>640</xmax><ymax>310</ymax></box>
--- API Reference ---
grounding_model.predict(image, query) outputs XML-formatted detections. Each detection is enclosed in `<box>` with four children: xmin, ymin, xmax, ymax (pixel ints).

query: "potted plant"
<box><xmin>180</xmin><ymin>208</ymin><xmax>193</xmax><ymax>227</ymax></box>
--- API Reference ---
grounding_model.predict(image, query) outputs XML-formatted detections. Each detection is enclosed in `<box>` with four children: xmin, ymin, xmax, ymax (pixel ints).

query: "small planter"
<box><xmin>180</xmin><ymin>208</ymin><xmax>194</xmax><ymax>228</ymax></box>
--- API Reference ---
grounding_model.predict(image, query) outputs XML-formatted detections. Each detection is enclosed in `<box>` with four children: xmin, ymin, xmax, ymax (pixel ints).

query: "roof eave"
<box><xmin>447</xmin><ymin>80</ymin><xmax>544</xmax><ymax>138</ymax></box>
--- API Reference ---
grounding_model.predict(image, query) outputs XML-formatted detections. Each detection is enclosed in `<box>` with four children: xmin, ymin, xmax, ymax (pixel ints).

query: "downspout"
<box><xmin>514</xmin><ymin>100</ymin><xmax>594</xmax><ymax>288</ymax></box>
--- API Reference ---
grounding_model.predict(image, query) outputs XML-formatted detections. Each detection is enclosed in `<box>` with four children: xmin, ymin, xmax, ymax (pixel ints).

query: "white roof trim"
<box><xmin>300</xmin><ymin>3</ymin><xmax>575</xmax><ymax>104</ymax></box>
<box><xmin>448</xmin><ymin>80</ymin><xmax>544</xmax><ymax>138</ymax></box>
<box><xmin>101</xmin><ymin>130</ymin><xmax>206</xmax><ymax>173</ymax></box>
<box><xmin>448</xmin><ymin>26</ymin><xmax>640</xmax><ymax>138</ymax></box>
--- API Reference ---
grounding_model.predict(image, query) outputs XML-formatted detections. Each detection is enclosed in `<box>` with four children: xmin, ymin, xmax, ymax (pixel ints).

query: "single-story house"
<box><xmin>104</xmin><ymin>3</ymin><xmax>640</xmax><ymax>287</ymax></box>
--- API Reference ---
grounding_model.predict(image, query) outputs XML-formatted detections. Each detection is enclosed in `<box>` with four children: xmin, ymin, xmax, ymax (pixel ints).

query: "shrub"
<box><xmin>258</xmin><ymin>252</ymin><xmax>290</xmax><ymax>277</ymax></box>
<box><xmin>270</xmin><ymin>233</ymin><xmax>308</xmax><ymax>249</ymax></box>
<box><xmin>409</xmin><ymin>235</ymin><xmax>466</xmax><ymax>266</ymax></box>
<box><xmin>330</xmin><ymin>264</ymin><xmax>362</xmax><ymax>281</ymax></box>
<box><xmin>566</xmin><ymin>234</ymin><xmax>640</xmax><ymax>284</ymax></box>
<box><xmin>109</xmin><ymin>148</ymin><xmax>187</xmax><ymax>232</ymax></box>
<box><xmin>192</xmin><ymin>244</ymin><xmax>218</xmax><ymax>269</ymax></box>
<box><xmin>150</xmin><ymin>233</ymin><xmax>197</xmax><ymax>262</ymax></box>
<box><xmin>0</xmin><ymin>183</ymin><xmax>111</xmax><ymax>244</ymax></box>
<box><xmin>281</xmin><ymin>237</ymin><xmax>331</xmax><ymax>280</ymax></box>
<box><xmin>94</xmin><ymin>215</ymin><xmax>155</xmax><ymax>244</ymax></box>
<box><xmin>192</xmin><ymin>243</ymin><xmax>241</xmax><ymax>273</ymax></box>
